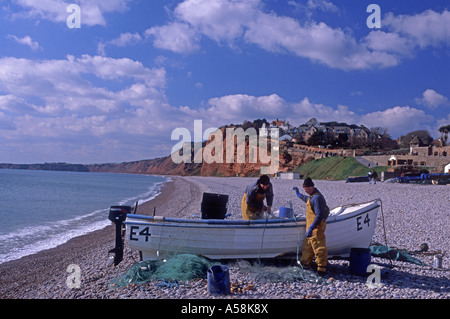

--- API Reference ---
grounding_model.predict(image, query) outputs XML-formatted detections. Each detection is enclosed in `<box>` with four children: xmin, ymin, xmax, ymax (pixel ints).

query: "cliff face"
<box><xmin>0</xmin><ymin>152</ymin><xmax>303</xmax><ymax>177</ymax></box>
<box><xmin>1</xmin><ymin>129</ymin><xmax>306</xmax><ymax>176</ymax></box>
<box><xmin>87</xmin><ymin>156</ymin><xmax>203</xmax><ymax>176</ymax></box>
<box><xmin>86</xmin><ymin>154</ymin><xmax>303</xmax><ymax>177</ymax></box>
<box><xmin>87</xmin><ymin>133</ymin><xmax>304</xmax><ymax>176</ymax></box>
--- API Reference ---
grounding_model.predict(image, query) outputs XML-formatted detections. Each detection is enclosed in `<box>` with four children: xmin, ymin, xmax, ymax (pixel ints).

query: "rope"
<box><xmin>378</xmin><ymin>199</ymin><xmax>393</xmax><ymax>268</ymax></box>
<box><xmin>375</xmin><ymin>198</ymin><xmax>446</xmax><ymax>271</ymax></box>
<box><xmin>292</xmin><ymin>212</ymin><xmax>302</xmax><ymax>264</ymax></box>
<box><xmin>373</xmin><ymin>199</ymin><xmax>449</xmax><ymax>272</ymax></box>
<box><xmin>292</xmin><ymin>212</ymin><xmax>326</xmax><ymax>284</ymax></box>
<box><xmin>258</xmin><ymin>214</ymin><xmax>268</xmax><ymax>260</ymax></box>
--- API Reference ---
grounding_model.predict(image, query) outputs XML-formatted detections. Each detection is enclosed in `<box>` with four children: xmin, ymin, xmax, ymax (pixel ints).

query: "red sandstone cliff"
<box><xmin>87</xmin><ymin>130</ymin><xmax>305</xmax><ymax>177</ymax></box>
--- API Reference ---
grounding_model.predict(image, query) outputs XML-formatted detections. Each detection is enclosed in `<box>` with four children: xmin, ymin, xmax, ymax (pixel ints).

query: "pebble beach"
<box><xmin>0</xmin><ymin>176</ymin><xmax>448</xmax><ymax>300</ymax></box>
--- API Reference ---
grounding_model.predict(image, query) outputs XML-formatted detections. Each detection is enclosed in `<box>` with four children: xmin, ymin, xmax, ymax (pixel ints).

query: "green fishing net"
<box><xmin>233</xmin><ymin>260</ymin><xmax>327</xmax><ymax>284</ymax></box>
<box><xmin>110</xmin><ymin>254</ymin><xmax>326</xmax><ymax>289</ymax></box>
<box><xmin>370</xmin><ymin>245</ymin><xmax>426</xmax><ymax>266</ymax></box>
<box><xmin>109</xmin><ymin>254</ymin><xmax>219</xmax><ymax>288</ymax></box>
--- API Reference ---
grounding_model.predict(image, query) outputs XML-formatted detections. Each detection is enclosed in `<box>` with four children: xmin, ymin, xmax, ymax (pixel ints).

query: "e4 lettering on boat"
<box><xmin>356</xmin><ymin>213</ymin><xmax>370</xmax><ymax>231</ymax></box>
<box><xmin>129</xmin><ymin>226</ymin><xmax>151</xmax><ymax>242</ymax></box>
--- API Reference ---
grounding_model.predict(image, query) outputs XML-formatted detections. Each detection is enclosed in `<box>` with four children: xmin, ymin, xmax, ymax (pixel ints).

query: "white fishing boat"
<box><xmin>110</xmin><ymin>198</ymin><xmax>381</xmax><ymax>263</ymax></box>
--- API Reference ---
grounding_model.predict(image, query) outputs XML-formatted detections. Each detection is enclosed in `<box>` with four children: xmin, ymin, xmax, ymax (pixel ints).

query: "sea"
<box><xmin>0</xmin><ymin>169</ymin><xmax>168</xmax><ymax>264</ymax></box>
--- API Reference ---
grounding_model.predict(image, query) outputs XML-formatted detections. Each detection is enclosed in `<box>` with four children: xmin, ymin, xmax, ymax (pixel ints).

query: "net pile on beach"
<box><xmin>370</xmin><ymin>244</ymin><xmax>426</xmax><ymax>266</ymax></box>
<box><xmin>233</xmin><ymin>260</ymin><xmax>326</xmax><ymax>284</ymax></box>
<box><xmin>110</xmin><ymin>254</ymin><xmax>219</xmax><ymax>288</ymax></box>
<box><xmin>110</xmin><ymin>254</ymin><xmax>326</xmax><ymax>288</ymax></box>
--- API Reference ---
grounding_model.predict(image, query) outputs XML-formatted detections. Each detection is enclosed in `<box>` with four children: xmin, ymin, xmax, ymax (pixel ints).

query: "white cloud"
<box><xmin>244</xmin><ymin>16</ymin><xmax>398</xmax><ymax>69</ymax></box>
<box><xmin>74</xmin><ymin>55</ymin><xmax>166</xmax><ymax>88</ymax></box>
<box><xmin>288</xmin><ymin>0</ymin><xmax>339</xmax><ymax>16</ymax></box>
<box><xmin>146</xmin><ymin>0</ymin><xmax>400</xmax><ymax>69</ymax></box>
<box><xmin>0</xmin><ymin>94</ymin><xmax>36</xmax><ymax>114</ymax></box>
<box><xmin>98</xmin><ymin>32</ymin><xmax>143</xmax><ymax>55</ymax></box>
<box><xmin>145</xmin><ymin>22</ymin><xmax>200</xmax><ymax>53</ymax></box>
<box><xmin>174</xmin><ymin>0</ymin><xmax>259</xmax><ymax>43</ymax></box>
<box><xmin>13</xmin><ymin>0</ymin><xmax>131</xmax><ymax>26</ymax></box>
<box><xmin>360</xmin><ymin>106</ymin><xmax>434</xmax><ymax>138</ymax></box>
<box><xmin>305</xmin><ymin>0</ymin><xmax>339</xmax><ymax>13</ymax></box>
<box><xmin>290</xmin><ymin>98</ymin><xmax>359</xmax><ymax>124</ymax></box>
<box><xmin>146</xmin><ymin>0</ymin><xmax>449</xmax><ymax>70</ymax></box>
<box><xmin>196</xmin><ymin>94</ymin><xmax>361</xmax><ymax>131</ymax></box>
<box><xmin>0</xmin><ymin>55</ymin><xmax>174</xmax><ymax>162</ymax></box>
<box><xmin>0</xmin><ymin>55</ymin><xmax>166</xmax><ymax>113</ymax></box>
<box><xmin>0</xmin><ymin>111</ymin><xmax>16</xmax><ymax>130</ymax></box>
<box><xmin>384</xmin><ymin>9</ymin><xmax>450</xmax><ymax>49</ymax></box>
<box><xmin>0</xmin><ymin>61</ymin><xmax>443</xmax><ymax>162</ymax></box>
<box><xmin>359</xmin><ymin>9</ymin><xmax>450</xmax><ymax>67</ymax></box>
<box><xmin>202</xmin><ymin>93</ymin><xmax>436</xmax><ymax>139</ymax></box>
<box><xmin>108</xmin><ymin>32</ymin><xmax>142</xmax><ymax>47</ymax></box>
<box><xmin>363</xmin><ymin>31</ymin><xmax>413</xmax><ymax>55</ymax></box>
<box><xmin>145</xmin><ymin>0</ymin><xmax>259</xmax><ymax>53</ymax></box>
<box><xmin>416</xmin><ymin>89</ymin><xmax>449</xmax><ymax>109</ymax></box>
<box><xmin>205</xmin><ymin>94</ymin><xmax>288</xmax><ymax>124</ymax></box>
<box><xmin>7</xmin><ymin>34</ymin><xmax>41</xmax><ymax>50</ymax></box>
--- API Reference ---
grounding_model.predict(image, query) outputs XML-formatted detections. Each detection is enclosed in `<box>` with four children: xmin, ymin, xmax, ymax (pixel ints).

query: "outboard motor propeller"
<box><xmin>108</xmin><ymin>206</ymin><xmax>131</xmax><ymax>266</ymax></box>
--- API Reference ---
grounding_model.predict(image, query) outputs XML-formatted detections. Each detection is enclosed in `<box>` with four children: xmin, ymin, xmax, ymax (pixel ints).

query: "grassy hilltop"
<box><xmin>294</xmin><ymin>156</ymin><xmax>387</xmax><ymax>181</ymax></box>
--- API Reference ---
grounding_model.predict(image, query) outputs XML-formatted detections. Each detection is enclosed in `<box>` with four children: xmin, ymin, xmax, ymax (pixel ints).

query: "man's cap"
<box><xmin>259</xmin><ymin>174</ymin><xmax>270</xmax><ymax>185</ymax></box>
<box><xmin>303</xmin><ymin>177</ymin><xmax>314</xmax><ymax>187</ymax></box>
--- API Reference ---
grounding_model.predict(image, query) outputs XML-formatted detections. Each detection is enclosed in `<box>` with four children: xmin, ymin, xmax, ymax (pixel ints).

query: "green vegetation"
<box><xmin>294</xmin><ymin>156</ymin><xmax>388</xmax><ymax>181</ymax></box>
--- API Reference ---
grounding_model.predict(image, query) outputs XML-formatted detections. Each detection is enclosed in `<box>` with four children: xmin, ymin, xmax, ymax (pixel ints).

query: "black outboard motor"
<box><xmin>108</xmin><ymin>206</ymin><xmax>131</xmax><ymax>266</ymax></box>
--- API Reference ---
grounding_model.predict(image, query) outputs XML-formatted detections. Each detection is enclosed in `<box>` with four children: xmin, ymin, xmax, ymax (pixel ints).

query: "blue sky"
<box><xmin>0</xmin><ymin>0</ymin><xmax>449</xmax><ymax>163</ymax></box>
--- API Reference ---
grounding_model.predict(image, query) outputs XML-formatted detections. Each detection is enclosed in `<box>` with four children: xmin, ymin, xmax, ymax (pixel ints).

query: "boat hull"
<box><xmin>124</xmin><ymin>199</ymin><xmax>380</xmax><ymax>261</ymax></box>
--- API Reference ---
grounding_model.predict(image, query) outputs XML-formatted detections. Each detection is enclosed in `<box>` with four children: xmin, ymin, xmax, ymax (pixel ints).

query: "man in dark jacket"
<box><xmin>241</xmin><ymin>175</ymin><xmax>274</xmax><ymax>220</ymax></box>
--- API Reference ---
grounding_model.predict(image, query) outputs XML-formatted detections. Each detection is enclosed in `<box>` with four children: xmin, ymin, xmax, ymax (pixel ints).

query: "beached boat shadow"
<box><xmin>372</xmin><ymin>262</ymin><xmax>450</xmax><ymax>294</ymax></box>
<box><xmin>325</xmin><ymin>258</ymin><xmax>449</xmax><ymax>295</ymax></box>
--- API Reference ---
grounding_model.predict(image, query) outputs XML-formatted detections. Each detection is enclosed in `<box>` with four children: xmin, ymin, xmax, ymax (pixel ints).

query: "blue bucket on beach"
<box><xmin>207</xmin><ymin>265</ymin><xmax>230</xmax><ymax>295</ymax></box>
<box><xmin>279</xmin><ymin>206</ymin><xmax>293</xmax><ymax>218</ymax></box>
<box><xmin>349</xmin><ymin>248</ymin><xmax>371</xmax><ymax>276</ymax></box>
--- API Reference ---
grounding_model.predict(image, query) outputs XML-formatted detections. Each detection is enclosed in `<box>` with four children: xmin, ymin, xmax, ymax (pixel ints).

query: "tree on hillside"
<box><xmin>369</xmin><ymin>127</ymin><xmax>398</xmax><ymax>151</ymax></box>
<box><xmin>252</xmin><ymin>118</ymin><xmax>269</xmax><ymax>129</ymax></box>
<box><xmin>439</xmin><ymin>124</ymin><xmax>450</xmax><ymax>146</ymax></box>
<box><xmin>337</xmin><ymin>133</ymin><xmax>349</xmax><ymax>147</ymax></box>
<box><xmin>307</xmin><ymin>130</ymin><xmax>325</xmax><ymax>146</ymax></box>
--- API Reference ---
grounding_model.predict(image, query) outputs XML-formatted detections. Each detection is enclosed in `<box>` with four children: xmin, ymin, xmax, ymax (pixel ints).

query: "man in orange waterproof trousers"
<box><xmin>293</xmin><ymin>177</ymin><xmax>329</xmax><ymax>276</ymax></box>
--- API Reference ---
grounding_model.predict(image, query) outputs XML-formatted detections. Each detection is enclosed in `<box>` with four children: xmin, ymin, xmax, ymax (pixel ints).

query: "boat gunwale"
<box><xmin>124</xmin><ymin>199</ymin><xmax>380</xmax><ymax>229</ymax></box>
